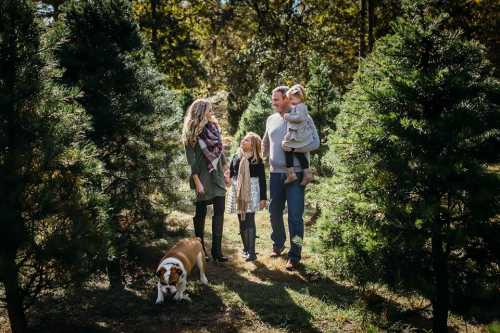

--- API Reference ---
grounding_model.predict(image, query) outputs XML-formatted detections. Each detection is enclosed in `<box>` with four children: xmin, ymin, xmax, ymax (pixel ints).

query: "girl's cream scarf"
<box><xmin>236</xmin><ymin>148</ymin><xmax>253</xmax><ymax>221</ymax></box>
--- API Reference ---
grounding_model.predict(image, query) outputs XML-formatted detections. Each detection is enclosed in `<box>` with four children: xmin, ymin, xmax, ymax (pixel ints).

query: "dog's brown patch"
<box><xmin>168</xmin><ymin>266</ymin><xmax>181</xmax><ymax>285</ymax></box>
<box><xmin>156</xmin><ymin>267</ymin><xmax>167</xmax><ymax>282</ymax></box>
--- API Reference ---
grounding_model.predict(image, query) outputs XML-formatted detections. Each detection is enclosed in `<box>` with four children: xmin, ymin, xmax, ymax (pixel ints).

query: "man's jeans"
<box><xmin>269</xmin><ymin>172</ymin><xmax>305</xmax><ymax>263</ymax></box>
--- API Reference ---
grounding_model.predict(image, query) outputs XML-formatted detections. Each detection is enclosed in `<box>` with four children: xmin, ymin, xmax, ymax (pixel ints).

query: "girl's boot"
<box><xmin>300</xmin><ymin>168</ymin><xmax>314</xmax><ymax>186</ymax></box>
<box><xmin>284</xmin><ymin>167</ymin><xmax>298</xmax><ymax>184</ymax></box>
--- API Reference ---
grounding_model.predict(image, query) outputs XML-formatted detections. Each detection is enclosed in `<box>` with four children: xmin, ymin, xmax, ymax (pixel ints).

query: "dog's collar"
<box><xmin>160</xmin><ymin>261</ymin><xmax>183</xmax><ymax>272</ymax></box>
<box><xmin>164</xmin><ymin>262</ymin><xmax>181</xmax><ymax>269</ymax></box>
<box><xmin>160</xmin><ymin>257</ymin><xmax>184</xmax><ymax>269</ymax></box>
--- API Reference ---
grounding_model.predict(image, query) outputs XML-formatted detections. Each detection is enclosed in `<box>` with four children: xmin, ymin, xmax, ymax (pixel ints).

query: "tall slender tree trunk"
<box><xmin>107</xmin><ymin>258</ymin><xmax>124</xmax><ymax>290</ymax></box>
<box><xmin>431</xmin><ymin>216</ymin><xmax>449</xmax><ymax>332</ymax></box>
<box><xmin>367</xmin><ymin>0</ymin><xmax>375</xmax><ymax>52</ymax></box>
<box><xmin>359</xmin><ymin>0</ymin><xmax>367</xmax><ymax>58</ymax></box>
<box><xmin>1</xmin><ymin>252</ymin><xmax>27</xmax><ymax>333</ymax></box>
<box><xmin>107</xmin><ymin>215</ymin><xmax>124</xmax><ymax>290</ymax></box>
<box><xmin>1</xmin><ymin>86</ymin><xmax>28</xmax><ymax>333</ymax></box>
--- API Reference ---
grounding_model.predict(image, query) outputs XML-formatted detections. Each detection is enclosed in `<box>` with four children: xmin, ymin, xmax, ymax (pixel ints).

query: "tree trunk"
<box><xmin>1</xmin><ymin>253</ymin><xmax>28</xmax><ymax>333</ymax></box>
<box><xmin>367</xmin><ymin>0</ymin><xmax>375</xmax><ymax>52</ymax></box>
<box><xmin>359</xmin><ymin>0</ymin><xmax>367</xmax><ymax>58</ymax></box>
<box><xmin>431</xmin><ymin>217</ymin><xmax>449</xmax><ymax>332</ymax></box>
<box><xmin>107</xmin><ymin>257</ymin><xmax>124</xmax><ymax>290</ymax></box>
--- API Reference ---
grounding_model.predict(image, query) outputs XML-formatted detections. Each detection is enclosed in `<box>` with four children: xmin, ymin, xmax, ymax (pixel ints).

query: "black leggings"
<box><xmin>238</xmin><ymin>213</ymin><xmax>256</xmax><ymax>231</ymax></box>
<box><xmin>285</xmin><ymin>150</ymin><xmax>309</xmax><ymax>169</ymax></box>
<box><xmin>195</xmin><ymin>196</ymin><xmax>225</xmax><ymax>220</ymax></box>
<box><xmin>193</xmin><ymin>196</ymin><xmax>226</xmax><ymax>258</ymax></box>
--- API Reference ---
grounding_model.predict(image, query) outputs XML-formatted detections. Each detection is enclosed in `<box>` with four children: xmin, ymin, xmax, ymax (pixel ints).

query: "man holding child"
<box><xmin>262</xmin><ymin>85</ymin><xmax>320</xmax><ymax>271</ymax></box>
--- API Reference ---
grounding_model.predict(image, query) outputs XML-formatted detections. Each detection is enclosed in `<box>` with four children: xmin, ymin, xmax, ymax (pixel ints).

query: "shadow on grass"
<box><xmin>253</xmin><ymin>261</ymin><xmax>359</xmax><ymax>309</ymax></box>
<box><xmin>27</xmin><ymin>217</ymin><xmax>242</xmax><ymax>333</ymax></box>
<box><xmin>225</xmin><ymin>259</ymin><xmax>455</xmax><ymax>332</ymax></box>
<box><xmin>207</xmin><ymin>260</ymin><xmax>323</xmax><ymax>333</ymax></box>
<box><xmin>24</xmin><ymin>207</ymin><xmax>480</xmax><ymax>333</ymax></box>
<box><xmin>29</xmin><ymin>277</ymin><xmax>234</xmax><ymax>333</ymax></box>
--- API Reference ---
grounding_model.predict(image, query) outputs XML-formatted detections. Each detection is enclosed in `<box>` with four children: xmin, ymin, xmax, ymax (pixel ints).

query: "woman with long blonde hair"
<box><xmin>183</xmin><ymin>99</ymin><xmax>229</xmax><ymax>262</ymax></box>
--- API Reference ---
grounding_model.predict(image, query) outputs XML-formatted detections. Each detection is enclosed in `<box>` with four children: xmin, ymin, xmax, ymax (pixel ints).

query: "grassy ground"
<box><xmin>1</xmin><ymin>206</ymin><xmax>491</xmax><ymax>333</ymax></box>
<box><xmin>1</xmin><ymin>111</ymin><xmax>497</xmax><ymax>333</ymax></box>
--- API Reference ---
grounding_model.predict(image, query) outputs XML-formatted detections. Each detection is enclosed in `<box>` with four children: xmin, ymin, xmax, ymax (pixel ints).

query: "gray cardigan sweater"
<box><xmin>282</xmin><ymin>102</ymin><xmax>316</xmax><ymax>149</ymax></box>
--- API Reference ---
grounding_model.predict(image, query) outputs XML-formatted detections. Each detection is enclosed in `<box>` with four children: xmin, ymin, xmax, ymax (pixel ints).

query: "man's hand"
<box><xmin>283</xmin><ymin>113</ymin><xmax>290</xmax><ymax>120</ymax></box>
<box><xmin>282</xmin><ymin>145</ymin><xmax>292</xmax><ymax>152</ymax></box>
<box><xmin>259</xmin><ymin>200</ymin><xmax>267</xmax><ymax>210</ymax></box>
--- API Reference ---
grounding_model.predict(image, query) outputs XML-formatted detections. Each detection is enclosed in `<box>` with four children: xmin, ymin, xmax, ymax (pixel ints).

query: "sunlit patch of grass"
<box><xmin>487</xmin><ymin>163</ymin><xmax>500</xmax><ymax>173</ymax></box>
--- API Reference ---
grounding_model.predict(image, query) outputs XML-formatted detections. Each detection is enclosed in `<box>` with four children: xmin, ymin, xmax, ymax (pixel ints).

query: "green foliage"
<box><xmin>133</xmin><ymin>0</ymin><xmax>206</xmax><ymax>89</ymax></box>
<box><xmin>0</xmin><ymin>0</ymin><xmax>107</xmax><ymax>326</ymax></box>
<box><xmin>225</xmin><ymin>48</ymin><xmax>262</xmax><ymax>134</ymax></box>
<box><xmin>215</xmin><ymin>1</ymin><xmax>315</xmax><ymax>132</ymax></box>
<box><xmin>306</xmin><ymin>54</ymin><xmax>340</xmax><ymax>174</ymax></box>
<box><xmin>428</xmin><ymin>0</ymin><xmax>500</xmax><ymax>77</ymax></box>
<box><xmin>19</xmin><ymin>79</ymin><xmax>109</xmax><ymax>288</ymax></box>
<box><xmin>125</xmin><ymin>0</ymin><xmax>499</xmax><ymax>133</ymax></box>
<box><xmin>233</xmin><ymin>84</ymin><xmax>272</xmax><ymax>151</ymax></box>
<box><xmin>489</xmin><ymin>321</ymin><xmax>500</xmax><ymax>333</ymax></box>
<box><xmin>316</xmin><ymin>0</ymin><xmax>500</xmax><ymax>315</ymax></box>
<box><xmin>56</xmin><ymin>0</ymin><xmax>182</xmax><ymax>287</ymax></box>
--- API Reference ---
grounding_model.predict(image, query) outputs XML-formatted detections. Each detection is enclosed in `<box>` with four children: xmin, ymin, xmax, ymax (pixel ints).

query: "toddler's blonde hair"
<box><xmin>286</xmin><ymin>84</ymin><xmax>306</xmax><ymax>101</ymax></box>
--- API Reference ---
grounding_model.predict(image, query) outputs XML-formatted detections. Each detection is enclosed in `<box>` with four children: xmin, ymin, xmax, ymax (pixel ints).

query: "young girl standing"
<box><xmin>282</xmin><ymin>84</ymin><xmax>316</xmax><ymax>186</ymax></box>
<box><xmin>226</xmin><ymin>132</ymin><xmax>267</xmax><ymax>261</ymax></box>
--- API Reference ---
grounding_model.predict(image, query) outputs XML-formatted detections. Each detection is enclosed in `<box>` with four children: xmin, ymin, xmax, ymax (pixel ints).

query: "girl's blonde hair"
<box><xmin>182</xmin><ymin>98</ymin><xmax>219</xmax><ymax>146</ymax></box>
<box><xmin>241</xmin><ymin>132</ymin><xmax>263</xmax><ymax>163</ymax></box>
<box><xmin>286</xmin><ymin>84</ymin><xmax>306</xmax><ymax>101</ymax></box>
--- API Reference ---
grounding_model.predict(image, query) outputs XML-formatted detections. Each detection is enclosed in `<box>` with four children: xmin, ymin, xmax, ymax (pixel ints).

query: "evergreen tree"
<box><xmin>56</xmin><ymin>0</ymin><xmax>181</xmax><ymax>289</ymax></box>
<box><xmin>0</xmin><ymin>1</ymin><xmax>107</xmax><ymax>332</ymax></box>
<box><xmin>316</xmin><ymin>1</ymin><xmax>500</xmax><ymax>331</ymax></box>
<box><xmin>306</xmin><ymin>54</ymin><xmax>340</xmax><ymax>174</ymax></box>
<box><xmin>233</xmin><ymin>84</ymin><xmax>272</xmax><ymax>151</ymax></box>
<box><xmin>133</xmin><ymin>0</ymin><xmax>206</xmax><ymax>89</ymax></box>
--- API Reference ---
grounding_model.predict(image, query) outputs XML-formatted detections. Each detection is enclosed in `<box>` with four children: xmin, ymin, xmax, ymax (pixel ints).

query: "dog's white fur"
<box><xmin>155</xmin><ymin>252</ymin><xmax>208</xmax><ymax>304</ymax></box>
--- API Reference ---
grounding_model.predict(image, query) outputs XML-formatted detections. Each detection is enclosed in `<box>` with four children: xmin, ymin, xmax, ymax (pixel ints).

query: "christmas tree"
<box><xmin>0</xmin><ymin>1</ymin><xmax>107</xmax><ymax>332</ymax></box>
<box><xmin>56</xmin><ymin>0</ymin><xmax>182</xmax><ymax>289</ymax></box>
<box><xmin>316</xmin><ymin>1</ymin><xmax>500</xmax><ymax>330</ymax></box>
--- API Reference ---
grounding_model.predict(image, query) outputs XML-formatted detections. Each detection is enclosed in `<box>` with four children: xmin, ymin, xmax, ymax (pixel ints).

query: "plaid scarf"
<box><xmin>198</xmin><ymin>122</ymin><xmax>223</xmax><ymax>173</ymax></box>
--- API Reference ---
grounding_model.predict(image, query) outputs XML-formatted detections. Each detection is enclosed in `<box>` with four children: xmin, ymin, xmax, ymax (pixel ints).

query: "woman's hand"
<box><xmin>260</xmin><ymin>200</ymin><xmax>267</xmax><ymax>209</ymax></box>
<box><xmin>192</xmin><ymin>174</ymin><xmax>205</xmax><ymax>195</ymax></box>
<box><xmin>195</xmin><ymin>182</ymin><xmax>205</xmax><ymax>195</ymax></box>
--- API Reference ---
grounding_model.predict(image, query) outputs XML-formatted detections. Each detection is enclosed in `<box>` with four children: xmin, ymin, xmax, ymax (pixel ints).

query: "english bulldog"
<box><xmin>155</xmin><ymin>237</ymin><xmax>208</xmax><ymax>303</ymax></box>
